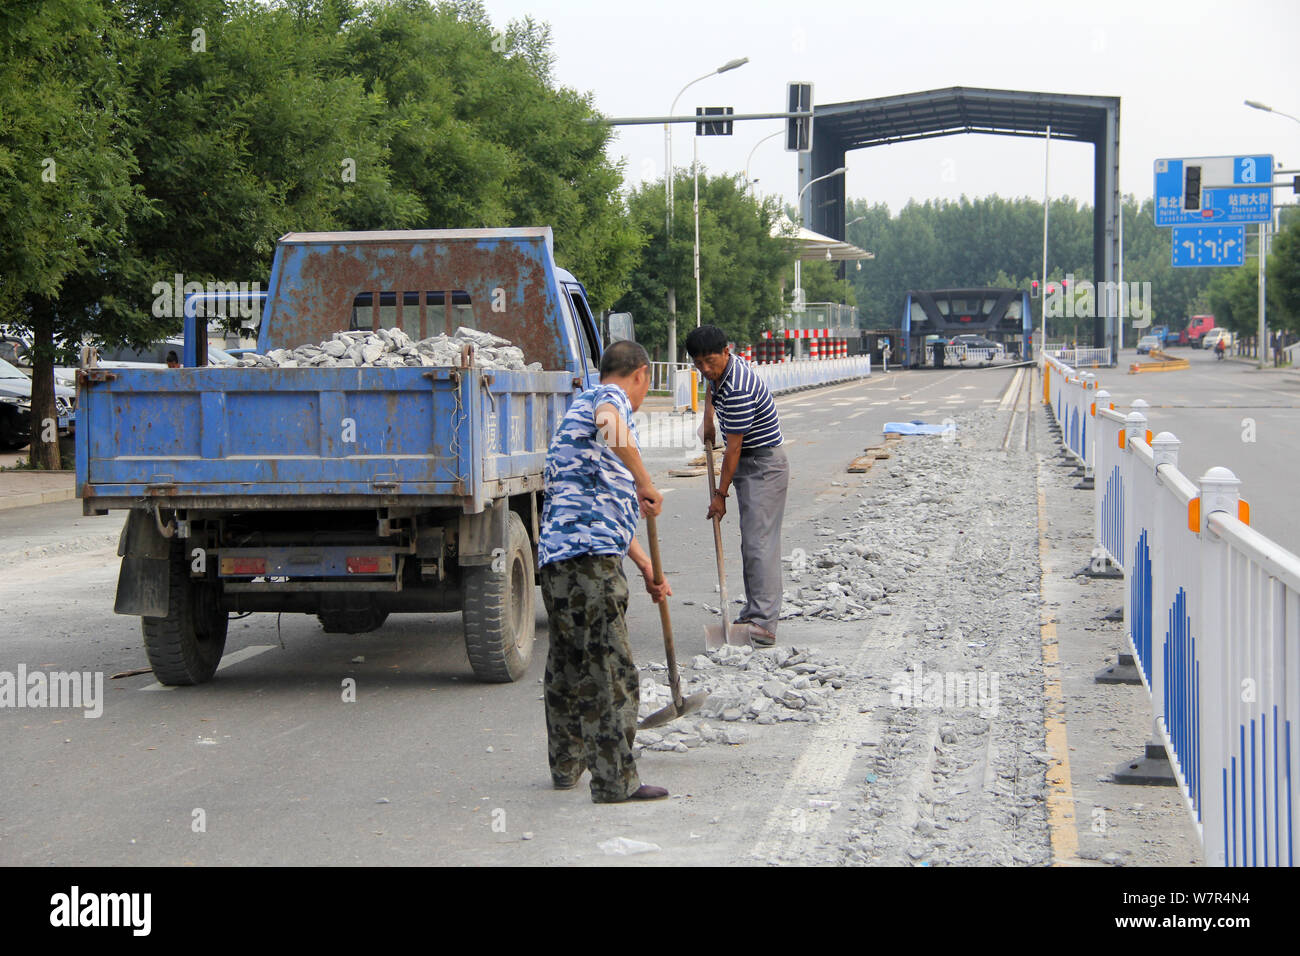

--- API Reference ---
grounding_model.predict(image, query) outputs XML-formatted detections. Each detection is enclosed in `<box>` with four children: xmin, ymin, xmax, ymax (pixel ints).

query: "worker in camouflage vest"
<box><xmin>538</xmin><ymin>340</ymin><xmax>672</xmax><ymax>802</ymax></box>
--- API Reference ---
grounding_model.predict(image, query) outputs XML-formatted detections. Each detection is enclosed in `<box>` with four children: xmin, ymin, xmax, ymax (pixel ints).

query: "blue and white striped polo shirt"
<box><xmin>711</xmin><ymin>355</ymin><xmax>782</xmax><ymax>449</ymax></box>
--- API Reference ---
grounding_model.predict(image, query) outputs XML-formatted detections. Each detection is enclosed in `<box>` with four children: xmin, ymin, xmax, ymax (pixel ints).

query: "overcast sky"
<box><xmin>484</xmin><ymin>0</ymin><xmax>1300</xmax><ymax>217</ymax></box>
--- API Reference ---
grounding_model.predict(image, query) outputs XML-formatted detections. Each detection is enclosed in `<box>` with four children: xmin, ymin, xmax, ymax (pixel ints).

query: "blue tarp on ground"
<box><xmin>883</xmin><ymin>421</ymin><xmax>956</xmax><ymax>436</ymax></box>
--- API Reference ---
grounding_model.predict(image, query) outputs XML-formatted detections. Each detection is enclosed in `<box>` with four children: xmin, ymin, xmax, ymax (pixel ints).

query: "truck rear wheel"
<box><xmin>461</xmin><ymin>510</ymin><xmax>534</xmax><ymax>683</ymax></box>
<box><xmin>141</xmin><ymin>540</ymin><xmax>228</xmax><ymax>685</ymax></box>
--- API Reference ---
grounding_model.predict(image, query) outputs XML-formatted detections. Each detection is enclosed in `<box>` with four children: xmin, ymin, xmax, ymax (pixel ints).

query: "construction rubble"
<box><xmin>232</xmin><ymin>326</ymin><xmax>542</xmax><ymax>371</ymax></box>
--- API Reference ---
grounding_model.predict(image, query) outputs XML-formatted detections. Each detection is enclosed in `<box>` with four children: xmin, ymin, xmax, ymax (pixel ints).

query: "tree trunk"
<box><xmin>28</xmin><ymin>298</ymin><xmax>62</xmax><ymax>470</ymax></box>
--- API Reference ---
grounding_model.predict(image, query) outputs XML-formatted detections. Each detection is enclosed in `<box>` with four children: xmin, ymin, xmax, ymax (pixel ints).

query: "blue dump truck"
<box><xmin>77</xmin><ymin>228</ymin><xmax>606</xmax><ymax>685</ymax></box>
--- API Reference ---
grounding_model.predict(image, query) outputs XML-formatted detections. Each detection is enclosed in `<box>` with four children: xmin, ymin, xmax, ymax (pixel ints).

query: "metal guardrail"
<box><xmin>1047</xmin><ymin>354</ymin><xmax>1300</xmax><ymax>866</ymax></box>
<box><xmin>649</xmin><ymin>361</ymin><xmax>690</xmax><ymax>393</ymax></box>
<box><xmin>751</xmin><ymin>355</ymin><xmax>870</xmax><ymax>395</ymax></box>
<box><xmin>1049</xmin><ymin>346</ymin><xmax>1110</xmax><ymax>367</ymax></box>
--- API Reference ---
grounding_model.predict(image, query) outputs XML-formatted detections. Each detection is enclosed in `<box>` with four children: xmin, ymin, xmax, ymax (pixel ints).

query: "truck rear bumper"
<box><xmin>81</xmin><ymin>475</ymin><xmax>542</xmax><ymax>515</ymax></box>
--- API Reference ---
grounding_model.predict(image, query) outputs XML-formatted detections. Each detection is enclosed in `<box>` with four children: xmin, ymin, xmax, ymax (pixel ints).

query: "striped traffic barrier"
<box><xmin>1048</xmin><ymin>354</ymin><xmax>1300</xmax><ymax>866</ymax></box>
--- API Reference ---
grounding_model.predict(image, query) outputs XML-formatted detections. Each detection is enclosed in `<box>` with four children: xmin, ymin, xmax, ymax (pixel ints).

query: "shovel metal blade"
<box><xmin>705</xmin><ymin>621</ymin><xmax>754</xmax><ymax>650</ymax></box>
<box><xmin>638</xmin><ymin>690</ymin><xmax>709</xmax><ymax>730</ymax></box>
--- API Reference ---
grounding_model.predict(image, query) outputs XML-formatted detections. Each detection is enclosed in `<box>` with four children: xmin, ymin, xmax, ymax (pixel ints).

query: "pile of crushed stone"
<box><xmin>779</xmin><ymin>440</ymin><xmax>969</xmax><ymax>623</ymax></box>
<box><xmin>233</xmin><ymin>326</ymin><xmax>542</xmax><ymax>371</ymax></box>
<box><xmin>633</xmin><ymin>643</ymin><xmax>857</xmax><ymax>755</ymax></box>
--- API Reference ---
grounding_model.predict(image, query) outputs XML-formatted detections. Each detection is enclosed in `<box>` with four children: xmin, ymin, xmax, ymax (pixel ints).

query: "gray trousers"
<box><xmin>732</xmin><ymin>448</ymin><xmax>789</xmax><ymax>634</ymax></box>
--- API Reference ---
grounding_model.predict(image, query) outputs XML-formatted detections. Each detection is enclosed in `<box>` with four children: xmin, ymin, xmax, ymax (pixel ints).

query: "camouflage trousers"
<box><xmin>539</xmin><ymin>554</ymin><xmax>642</xmax><ymax>803</ymax></box>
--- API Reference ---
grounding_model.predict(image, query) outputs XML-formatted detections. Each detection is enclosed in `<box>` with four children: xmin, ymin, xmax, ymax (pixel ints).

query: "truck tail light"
<box><xmin>221</xmin><ymin>557</ymin><xmax>266</xmax><ymax>576</ymax></box>
<box><xmin>347</xmin><ymin>556</ymin><xmax>393</xmax><ymax>574</ymax></box>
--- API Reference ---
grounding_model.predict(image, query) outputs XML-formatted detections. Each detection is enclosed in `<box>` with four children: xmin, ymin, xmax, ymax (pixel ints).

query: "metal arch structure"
<box><xmin>799</xmin><ymin>86</ymin><xmax>1121</xmax><ymax>361</ymax></box>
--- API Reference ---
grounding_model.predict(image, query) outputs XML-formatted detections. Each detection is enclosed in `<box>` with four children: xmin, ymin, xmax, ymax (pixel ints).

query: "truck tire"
<box><xmin>141</xmin><ymin>540</ymin><xmax>228</xmax><ymax>685</ymax></box>
<box><xmin>461</xmin><ymin>510</ymin><xmax>534</xmax><ymax>683</ymax></box>
<box><xmin>317</xmin><ymin>608</ymin><xmax>389</xmax><ymax>634</ymax></box>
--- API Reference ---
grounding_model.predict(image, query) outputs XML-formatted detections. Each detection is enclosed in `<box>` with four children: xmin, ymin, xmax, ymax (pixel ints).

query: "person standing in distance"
<box><xmin>686</xmin><ymin>325</ymin><xmax>788</xmax><ymax>647</ymax></box>
<box><xmin>537</xmin><ymin>340</ymin><xmax>673</xmax><ymax>803</ymax></box>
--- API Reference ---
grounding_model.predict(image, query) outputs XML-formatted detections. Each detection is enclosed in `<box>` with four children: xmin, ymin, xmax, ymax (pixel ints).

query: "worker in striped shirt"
<box><xmin>686</xmin><ymin>325</ymin><xmax>789</xmax><ymax>646</ymax></box>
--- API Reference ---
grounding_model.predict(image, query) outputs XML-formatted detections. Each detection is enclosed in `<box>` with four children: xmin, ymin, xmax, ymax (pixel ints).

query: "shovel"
<box><xmin>703</xmin><ymin>442</ymin><xmax>752</xmax><ymax>650</ymax></box>
<box><xmin>638</xmin><ymin>512</ymin><xmax>708</xmax><ymax>730</ymax></box>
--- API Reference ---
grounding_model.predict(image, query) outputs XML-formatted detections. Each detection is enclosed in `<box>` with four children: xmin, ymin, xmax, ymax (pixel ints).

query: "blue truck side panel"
<box><xmin>76</xmin><ymin>229</ymin><xmax>594</xmax><ymax>513</ymax></box>
<box><xmin>78</xmin><ymin>365</ymin><xmax>573</xmax><ymax>505</ymax></box>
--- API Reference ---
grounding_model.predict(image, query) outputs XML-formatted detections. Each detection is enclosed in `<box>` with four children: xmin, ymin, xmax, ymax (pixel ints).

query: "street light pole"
<box><xmin>793</xmin><ymin>167</ymin><xmax>846</xmax><ymax>318</ymax></box>
<box><xmin>1040</xmin><ymin>124</ymin><xmax>1051</xmax><ymax>366</ymax></box>
<box><xmin>745</xmin><ymin>129</ymin><xmax>783</xmax><ymax>196</ymax></box>
<box><xmin>843</xmin><ymin>216</ymin><xmax>865</xmax><ymax>305</ymax></box>
<box><xmin>1245</xmin><ymin>99</ymin><xmax>1300</xmax><ymax>127</ymax></box>
<box><xmin>1243</xmin><ymin>99</ymin><xmax>1297</xmax><ymax>368</ymax></box>
<box><xmin>664</xmin><ymin>57</ymin><xmax>747</xmax><ymax>364</ymax></box>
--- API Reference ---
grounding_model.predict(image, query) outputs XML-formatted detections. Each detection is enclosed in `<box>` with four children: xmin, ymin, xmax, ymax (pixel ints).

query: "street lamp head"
<box><xmin>1245</xmin><ymin>100</ymin><xmax>1273</xmax><ymax>112</ymax></box>
<box><xmin>718</xmin><ymin>57</ymin><xmax>749</xmax><ymax>74</ymax></box>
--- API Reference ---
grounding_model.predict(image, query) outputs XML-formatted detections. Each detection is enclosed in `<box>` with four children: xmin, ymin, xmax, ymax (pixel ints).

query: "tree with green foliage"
<box><xmin>0</xmin><ymin>0</ymin><xmax>148</xmax><ymax>467</ymax></box>
<box><xmin>841</xmin><ymin>193</ymin><xmax>1224</xmax><ymax>343</ymax></box>
<box><xmin>1268</xmin><ymin>220</ymin><xmax>1300</xmax><ymax>334</ymax></box>
<box><xmin>1</xmin><ymin>0</ymin><xmax>644</xmax><ymax>467</ymax></box>
<box><xmin>615</xmin><ymin>170</ymin><xmax>789</xmax><ymax>358</ymax></box>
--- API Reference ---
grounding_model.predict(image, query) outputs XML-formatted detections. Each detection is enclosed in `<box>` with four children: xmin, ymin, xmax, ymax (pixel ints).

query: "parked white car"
<box><xmin>94</xmin><ymin>338</ymin><xmax>240</xmax><ymax>369</ymax></box>
<box><xmin>1202</xmin><ymin>328</ymin><xmax>1234</xmax><ymax>351</ymax></box>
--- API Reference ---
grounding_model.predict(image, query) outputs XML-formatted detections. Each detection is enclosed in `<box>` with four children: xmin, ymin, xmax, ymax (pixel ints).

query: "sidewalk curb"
<box><xmin>0</xmin><ymin>487</ymin><xmax>77</xmax><ymax>511</ymax></box>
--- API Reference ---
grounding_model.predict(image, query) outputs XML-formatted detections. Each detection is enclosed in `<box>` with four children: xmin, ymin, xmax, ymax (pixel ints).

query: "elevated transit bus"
<box><xmin>900</xmin><ymin>288</ymin><xmax>1032</xmax><ymax>367</ymax></box>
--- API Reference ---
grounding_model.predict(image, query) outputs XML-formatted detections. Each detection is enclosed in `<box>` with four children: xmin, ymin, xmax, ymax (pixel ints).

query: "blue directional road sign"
<box><xmin>1154</xmin><ymin>155</ymin><xmax>1273</xmax><ymax>226</ymax></box>
<box><xmin>1171</xmin><ymin>225</ymin><xmax>1246</xmax><ymax>268</ymax></box>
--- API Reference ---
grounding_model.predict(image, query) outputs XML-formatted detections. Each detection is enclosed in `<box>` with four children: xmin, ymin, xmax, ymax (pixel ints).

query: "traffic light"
<box><xmin>1061</xmin><ymin>278</ymin><xmax>1069</xmax><ymax>292</ymax></box>
<box><xmin>1184</xmin><ymin>164</ymin><xmax>1202</xmax><ymax>211</ymax></box>
<box><xmin>786</xmin><ymin>82</ymin><xmax>812</xmax><ymax>153</ymax></box>
<box><xmin>1030</xmin><ymin>280</ymin><xmax>1039</xmax><ymax>298</ymax></box>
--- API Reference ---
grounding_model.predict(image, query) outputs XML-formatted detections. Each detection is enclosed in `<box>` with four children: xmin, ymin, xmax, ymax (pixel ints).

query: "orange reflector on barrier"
<box><xmin>1188</xmin><ymin>498</ymin><xmax>1201</xmax><ymax>533</ymax></box>
<box><xmin>1239</xmin><ymin>500</ymin><xmax>1250</xmax><ymax>526</ymax></box>
<box><xmin>1146</xmin><ymin>429</ymin><xmax>1153</xmax><ymax>444</ymax></box>
<box><xmin>1119</xmin><ymin>431</ymin><xmax>1127</xmax><ymax>450</ymax></box>
<box><xmin>1090</xmin><ymin>402</ymin><xmax>1096</xmax><ymax>416</ymax></box>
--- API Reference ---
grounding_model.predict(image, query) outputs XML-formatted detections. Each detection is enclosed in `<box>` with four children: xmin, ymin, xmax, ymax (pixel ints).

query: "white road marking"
<box><xmin>749</xmin><ymin>613</ymin><xmax>908</xmax><ymax>863</ymax></box>
<box><xmin>847</xmin><ymin>410</ymin><xmax>867</xmax><ymax>419</ymax></box>
<box><xmin>141</xmin><ymin>644</ymin><xmax>277</xmax><ymax>691</ymax></box>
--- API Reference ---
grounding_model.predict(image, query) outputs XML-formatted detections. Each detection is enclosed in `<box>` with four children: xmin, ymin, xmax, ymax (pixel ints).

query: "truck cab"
<box><xmin>1185</xmin><ymin>314</ymin><xmax>1216</xmax><ymax>348</ymax></box>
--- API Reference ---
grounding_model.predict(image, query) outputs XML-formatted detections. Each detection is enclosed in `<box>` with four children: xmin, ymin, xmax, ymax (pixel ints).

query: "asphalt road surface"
<box><xmin>0</xmin><ymin>364</ymin><xmax>1203</xmax><ymax>866</ymax></box>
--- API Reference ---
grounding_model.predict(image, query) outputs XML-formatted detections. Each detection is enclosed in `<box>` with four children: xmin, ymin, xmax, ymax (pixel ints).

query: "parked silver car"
<box><xmin>0</xmin><ymin>355</ymin><xmax>77</xmax><ymax>451</ymax></box>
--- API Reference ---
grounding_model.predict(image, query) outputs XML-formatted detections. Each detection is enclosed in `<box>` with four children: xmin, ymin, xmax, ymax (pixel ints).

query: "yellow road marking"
<box><xmin>1038</xmin><ymin>469</ymin><xmax>1079</xmax><ymax>864</ymax></box>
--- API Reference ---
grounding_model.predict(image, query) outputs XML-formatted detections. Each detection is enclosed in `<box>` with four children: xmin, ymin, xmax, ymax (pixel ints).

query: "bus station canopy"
<box><xmin>772</xmin><ymin>214</ymin><xmax>875</xmax><ymax>262</ymax></box>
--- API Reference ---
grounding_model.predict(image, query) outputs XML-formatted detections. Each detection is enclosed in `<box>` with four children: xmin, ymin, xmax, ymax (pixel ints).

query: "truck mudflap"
<box><xmin>114</xmin><ymin>509</ymin><xmax>172</xmax><ymax>617</ymax></box>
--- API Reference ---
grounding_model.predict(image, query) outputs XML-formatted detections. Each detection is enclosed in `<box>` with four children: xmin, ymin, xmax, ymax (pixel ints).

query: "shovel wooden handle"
<box><xmin>644</xmin><ymin>513</ymin><xmax>684</xmax><ymax>710</ymax></box>
<box><xmin>705</xmin><ymin>444</ymin><xmax>730</xmax><ymax>620</ymax></box>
